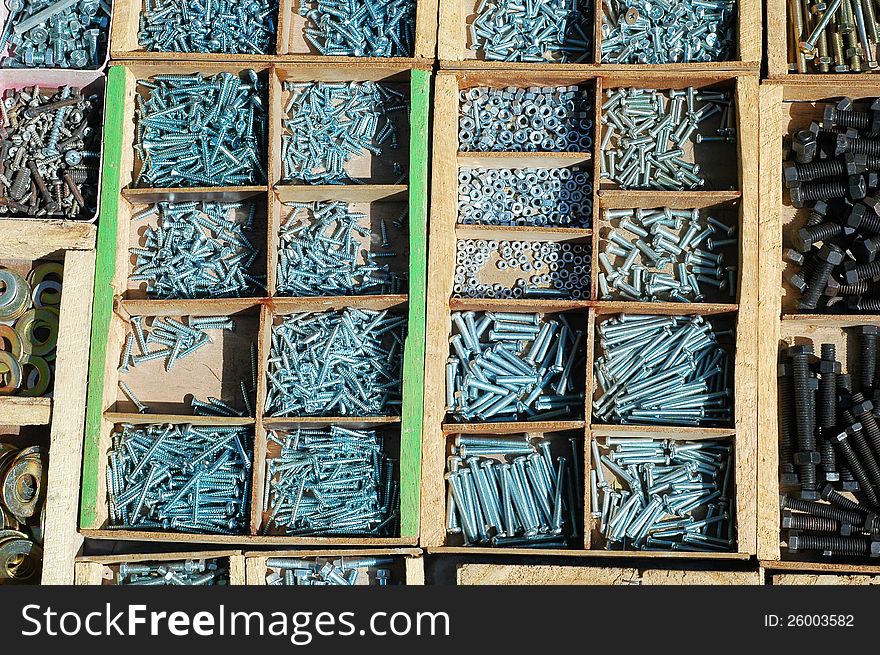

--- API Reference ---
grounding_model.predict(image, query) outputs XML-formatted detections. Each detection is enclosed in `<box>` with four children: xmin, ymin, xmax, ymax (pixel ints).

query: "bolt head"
<box><xmin>860</xmin><ymin>324</ymin><xmax>879</xmax><ymax>336</ymax></box>
<box><xmin>818</xmin><ymin>243</ymin><xmax>845</xmax><ymax>265</ymax></box>
<box><xmin>846</xmin><ymin>203</ymin><xmax>868</xmax><ymax>229</ymax></box>
<box><xmin>849</xmin><ymin>174</ymin><xmax>868</xmax><ymax>200</ymax></box>
<box><xmin>844</xmin><ymin>261</ymin><xmax>862</xmax><ymax>285</ymax></box>
<box><xmin>851</xmin><ymin>399</ymin><xmax>874</xmax><ymax>416</ymax></box>
<box><xmin>813</xmin><ymin>359</ymin><xmax>841</xmax><ymax>373</ymax></box>
<box><xmin>787</xmin><ymin>344</ymin><xmax>814</xmax><ymax>356</ymax></box>
<box><xmin>831</xmin><ymin>429</ymin><xmax>851</xmax><ymax>444</ymax></box>
<box><xmin>871</xmin><ymin>538</ymin><xmax>880</xmax><ymax>557</ymax></box>
<box><xmin>799</xmin><ymin>489</ymin><xmax>821</xmax><ymax>500</ymax></box>
<box><xmin>783</xmin><ymin>161</ymin><xmax>800</xmax><ymax>188</ymax></box>
<box><xmin>789</xmin><ymin>186</ymin><xmax>806</xmax><ymax>208</ymax></box>
<box><xmin>824</xmin><ymin>276</ymin><xmax>842</xmax><ymax>296</ymax></box>
<box><xmin>788</xmin><ymin>530</ymin><xmax>802</xmax><ymax>552</ymax></box>
<box><xmin>781</xmin><ymin>509</ymin><xmax>794</xmax><ymax>529</ymax></box>
<box><xmin>792</xmin><ymin>227</ymin><xmax>813</xmax><ymax>252</ymax></box>
<box><xmin>839</xmin><ymin>523</ymin><xmax>856</xmax><ymax>536</ymax></box>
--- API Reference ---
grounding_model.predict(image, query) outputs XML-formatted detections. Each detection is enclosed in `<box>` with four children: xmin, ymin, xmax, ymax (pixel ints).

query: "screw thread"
<box><xmin>793</xmin><ymin>532</ymin><xmax>870</xmax><ymax>555</ymax></box>
<box><xmin>796</xmin><ymin>158</ymin><xmax>846</xmax><ymax>182</ymax></box>
<box><xmin>782</xmin><ymin>494</ymin><xmax>866</xmax><ymax>525</ymax></box>
<box><xmin>831</xmin><ymin>107</ymin><xmax>872</xmax><ymax>131</ymax></box>
<box><xmin>800</xmin><ymin>179</ymin><xmax>849</xmax><ymax>202</ymax></box>
<box><xmin>834</xmin><ymin>436</ymin><xmax>879</xmax><ymax>506</ymax></box>
<box><xmin>786</xmin><ymin>513</ymin><xmax>840</xmax><ymax>532</ymax></box>
<box><xmin>823</xmin><ymin>485</ymin><xmax>869</xmax><ymax>517</ymax></box>
<box><xmin>853</xmin><ymin>297</ymin><xmax>880</xmax><ymax>311</ymax></box>
<box><xmin>805</xmin><ymin>221</ymin><xmax>844</xmax><ymax>243</ymax></box>
<box><xmin>848</xmin><ymin>424</ymin><xmax>880</xmax><ymax>488</ymax></box>
<box><xmin>778</xmin><ymin>371</ymin><xmax>797</xmax><ymax>474</ymax></box>
<box><xmin>801</xmin><ymin>260</ymin><xmax>835</xmax><ymax>309</ymax></box>
<box><xmin>850</xmin><ymin>138</ymin><xmax>880</xmax><ymax>156</ymax></box>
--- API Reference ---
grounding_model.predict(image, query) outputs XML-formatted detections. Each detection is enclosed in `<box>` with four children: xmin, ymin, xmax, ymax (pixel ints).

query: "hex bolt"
<box><xmin>816</xmin><ymin>343</ymin><xmax>841</xmax><ymax>483</ymax></box>
<box><xmin>781</xmin><ymin>509</ymin><xmax>841</xmax><ymax>532</ymax></box>
<box><xmin>788</xmin><ymin>344</ymin><xmax>820</xmax><ymax>492</ymax></box>
<box><xmin>799</xmin><ymin>244</ymin><xmax>844</xmax><ymax>310</ymax></box>
<box><xmin>831</xmin><ymin>427</ymin><xmax>880</xmax><ymax>507</ymax></box>
<box><xmin>788</xmin><ymin>530</ymin><xmax>877</xmax><ymax>556</ymax></box>
<box><xmin>790</xmin><ymin>174</ymin><xmax>867</xmax><ymax>208</ymax></box>
<box><xmin>781</xmin><ymin>493</ymin><xmax>867</xmax><ymax>526</ymax></box>
<box><xmin>778</xmin><ymin>361</ymin><xmax>800</xmax><ymax>483</ymax></box>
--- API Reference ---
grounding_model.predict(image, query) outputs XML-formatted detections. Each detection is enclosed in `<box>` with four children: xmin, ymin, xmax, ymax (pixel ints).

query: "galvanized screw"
<box><xmin>299</xmin><ymin>0</ymin><xmax>415</xmax><ymax>57</ymax></box>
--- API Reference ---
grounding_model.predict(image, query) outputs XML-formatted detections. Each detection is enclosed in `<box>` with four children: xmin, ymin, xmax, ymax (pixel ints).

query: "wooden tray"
<box><xmin>244</xmin><ymin>547</ymin><xmax>424</xmax><ymax>584</ymax></box>
<box><xmin>74</xmin><ymin>550</ymin><xmax>246</xmax><ymax>585</ymax></box>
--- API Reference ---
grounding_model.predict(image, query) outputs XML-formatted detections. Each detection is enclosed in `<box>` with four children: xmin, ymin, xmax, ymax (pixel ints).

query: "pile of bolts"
<box><xmin>787</xmin><ymin>0</ymin><xmax>880</xmax><ymax>73</ymax></box>
<box><xmin>265</xmin><ymin>556</ymin><xmax>394</xmax><ymax>585</ymax></box>
<box><xmin>779</xmin><ymin>332</ymin><xmax>880</xmax><ymax>557</ymax></box>
<box><xmin>116</xmin><ymin>559</ymin><xmax>228</xmax><ymax>586</ymax></box>
<box><xmin>784</xmin><ymin>97</ymin><xmax>880</xmax><ymax>312</ymax></box>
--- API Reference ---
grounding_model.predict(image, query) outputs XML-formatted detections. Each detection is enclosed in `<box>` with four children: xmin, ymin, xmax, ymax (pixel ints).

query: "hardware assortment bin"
<box><xmin>245</xmin><ymin>547</ymin><xmax>424</xmax><ymax>584</ymax></box>
<box><xmin>757</xmin><ymin>81</ymin><xmax>880</xmax><ymax>570</ymax></box>
<box><xmin>766</xmin><ymin>561</ymin><xmax>880</xmax><ymax>584</ymax></box>
<box><xmin>0</xmin><ymin>221</ymin><xmax>97</xmax><ymax>583</ymax></box>
<box><xmin>421</xmin><ymin>69</ymin><xmax>759</xmax><ymax>558</ymax></box>
<box><xmin>437</xmin><ymin>0</ymin><xmax>761</xmax><ymax>68</ymax></box>
<box><xmin>457</xmin><ymin>563</ymin><xmax>761</xmax><ymax>584</ymax></box>
<box><xmin>80</xmin><ymin>62</ymin><xmax>430</xmax><ymax>546</ymax></box>
<box><xmin>74</xmin><ymin>550</ymin><xmax>247</xmax><ymax>585</ymax></box>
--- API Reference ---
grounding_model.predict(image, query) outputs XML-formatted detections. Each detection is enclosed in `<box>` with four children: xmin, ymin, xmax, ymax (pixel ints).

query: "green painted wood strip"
<box><xmin>80</xmin><ymin>65</ymin><xmax>125</xmax><ymax>529</ymax></box>
<box><xmin>399</xmin><ymin>68</ymin><xmax>430</xmax><ymax>539</ymax></box>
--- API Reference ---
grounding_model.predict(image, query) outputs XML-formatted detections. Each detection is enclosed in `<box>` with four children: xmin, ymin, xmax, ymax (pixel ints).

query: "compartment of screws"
<box><xmin>264</xmin><ymin>553</ymin><xmax>404</xmax><ymax>585</ymax></box>
<box><xmin>592</xmin><ymin>313</ymin><xmax>734</xmax><ymax>427</ymax></box>
<box><xmin>786</xmin><ymin>0</ymin><xmax>880</xmax><ymax>73</ymax></box>
<box><xmin>590</xmin><ymin>434</ymin><xmax>736</xmax><ymax>552</ymax></box>
<box><xmin>110</xmin><ymin>557</ymin><xmax>230</xmax><ymax>585</ymax></box>
<box><xmin>458</xmin><ymin>84</ymin><xmax>594</xmax><ymax>153</ymax></box>
<box><xmin>114</xmin><ymin>311</ymin><xmax>259</xmax><ymax>416</ymax></box>
<box><xmin>106</xmin><ymin>422</ymin><xmax>253</xmax><ymax>535</ymax></box>
<box><xmin>260</xmin><ymin>425</ymin><xmax>400</xmax><ymax>537</ymax></box>
<box><xmin>597</xmin><ymin>204</ymin><xmax>738</xmax><ymax>302</ymax></box>
<box><xmin>599</xmin><ymin>85</ymin><xmax>737</xmax><ymax>190</ymax></box>
<box><xmin>446</xmin><ymin>310</ymin><xmax>586</xmax><ymax>422</ymax></box>
<box><xmin>0</xmin><ymin>74</ymin><xmax>104</xmax><ymax>220</ymax></box>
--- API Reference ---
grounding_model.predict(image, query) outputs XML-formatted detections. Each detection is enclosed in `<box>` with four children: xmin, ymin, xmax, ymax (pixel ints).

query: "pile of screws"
<box><xmin>0</xmin><ymin>263</ymin><xmax>61</xmax><ymax>397</ymax></box>
<box><xmin>468</xmin><ymin>0</ymin><xmax>592</xmax><ymax>62</ymax></box>
<box><xmin>1</xmin><ymin>0</ymin><xmax>110</xmax><ymax>68</ymax></box>
<box><xmin>446</xmin><ymin>434</ymin><xmax>581</xmax><ymax>547</ymax></box>
<box><xmin>593</xmin><ymin>314</ymin><xmax>733</xmax><ymax>426</ymax></box>
<box><xmin>107</xmin><ymin>423</ymin><xmax>253</xmax><ymax>535</ymax></box>
<box><xmin>454</xmin><ymin>239</ymin><xmax>591</xmax><ymax>300</ymax></box>
<box><xmin>601</xmin><ymin>0</ymin><xmax>736</xmax><ymax>64</ymax></box>
<box><xmin>116</xmin><ymin>559</ymin><xmax>229</xmax><ymax>585</ymax></box>
<box><xmin>447</xmin><ymin>311</ymin><xmax>585</xmax><ymax>422</ymax></box>
<box><xmin>599</xmin><ymin>207</ymin><xmax>738</xmax><ymax>302</ymax></box>
<box><xmin>117</xmin><ymin>315</ymin><xmax>254</xmax><ymax>416</ymax></box>
<box><xmin>592</xmin><ymin>437</ymin><xmax>735</xmax><ymax>551</ymax></box>
<box><xmin>139</xmin><ymin>0</ymin><xmax>277</xmax><ymax>54</ymax></box>
<box><xmin>130</xmin><ymin>201</ymin><xmax>264</xmax><ymax>299</ymax></box>
<box><xmin>457</xmin><ymin>167</ymin><xmax>593</xmax><ymax>227</ymax></box>
<box><xmin>299</xmin><ymin>0</ymin><xmax>415</xmax><ymax>57</ymax></box>
<box><xmin>778</xmin><ymin>334</ymin><xmax>880</xmax><ymax>557</ymax></box>
<box><xmin>0</xmin><ymin>442</ymin><xmax>45</xmax><ymax>583</ymax></box>
<box><xmin>265</xmin><ymin>308</ymin><xmax>405</xmax><ymax>417</ymax></box>
<box><xmin>788</xmin><ymin>0</ymin><xmax>880</xmax><ymax>73</ymax></box>
<box><xmin>459</xmin><ymin>86</ymin><xmax>594</xmax><ymax>152</ymax></box>
<box><xmin>781</xmin><ymin>99</ymin><xmax>880</xmax><ymax>311</ymax></box>
<box><xmin>600</xmin><ymin>87</ymin><xmax>735</xmax><ymax>190</ymax></box>
<box><xmin>134</xmin><ymin>71</ymin><xmax>267</xmax><ymax>187</ymax></box>
<box><xmin>263</xmin><ymin>427</ymin><xmax>398</xmax><ymax>536</ymax></box>
<box><xmin>0</xmin><ymin>85</ymin><xmax>101</xmax><ymax>219</ymax></box>
<box><xmin>266</xmin><ymin>556</ymin><xmax>394</xmax><ymax>585</ymax></box>
<box><xmin>277</xmin><ymin>200</ymin><xmax>407</xmax><ymax>296</ymax></box>
<box><xmin>281</xmin><ymin>81</ymin><xmax>407</xmax><ymax>184</ymax></box>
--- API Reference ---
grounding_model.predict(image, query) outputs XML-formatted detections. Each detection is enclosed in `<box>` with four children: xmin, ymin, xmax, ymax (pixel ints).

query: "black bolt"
<box><xmin>849</xmin><ymin>137</ymin><xmax>880</xmax><ymax>157</ymax></box>
<box><xmin>844</xmin><ymin>258</ymin><xmax>880</xmax><ymax>285</ymax></box>
<box><xmin>852</xmin><ymin>236</ymin><xmax>880</xmax><ymax>263</ymax></box>
<box><xmin>789</xmin><ymin>345</ymin><xmax>820</xmax><ymax>491</ymax></box>
<box><xmin>823</xmin><ymin>99</ymin><xmax>880</xmax><ymax>132</ymax></box>
<box><xmin>800</xmin><ymin>245</ymin><xmax>845</xmax><ymax>310</ymax></box>
<box><xmin>831</xmin><ymin>426</ymin><xmax>880</xmax><ymax>508</ymax></box>
<box><xmin>805</xmin><ymin>200</ymin><xmax>831</xmax><ymax>227</ymax></box>
<box><xmin>822</xmin><ymin>483</ymin><xmax>869</xmax><ymax>520</ymax></box>
<box><xmin>851</xmin><ymin>200</ymin><xmax>880</xmax><ymax>234</ymax></box>
<box><xmin>825</xmin><ymin>278</ymin><xmax>877</xmax><ymax>296</ymax></box>
<box><xmin>778</xmin><ymin>361</ymin><xmax>799</xmax><ymax>482</ymax></box>
<box><xmin>792</xmin><ymin>221</ymin><xmax>847</xmax><ymax>253</ymax></box>
<box><xmin>793</xmin><ymin>128</ymin><xmax>819</xmax><ymax>162</ymax></box>
<box><xmin>781</xmin><ymin>493</ymin><xmax>866</xmax><ymax>526</ymax></box>
<box><xmin>783</xmin><ymin>154</ymin><xmax>868</xmax><ymax>188</ymax></box>
<box><xmin>790</xmin><ymin>175</ymin><xmax>867</xmax><ymax>208</ymax></box>
<box><xmin>787</xmin><ymin>530</ymin><xmax>876</xmax><ymax>556</ymax></box>
<box><xmin>817</xmin><ymin>344</ymin><xmax>841</xmax><ymax>482</ymax></box>
<box><xmin>859</xmin><ymin>329</ymin><xmax>879</xmax><ymax>394</ymax></box>
<box><xmin>848</xmin><ymin>297</ymin><xmax>880</xmax><ymax>311</ymax></box>
<box><xmin>781</xmin><ymin>509</ymin><xmax>840</xmax><ymax>532</ymax></box>
<box><xmin>843</xmin><ymin>420</ymin><xmax>880</xmax><ymax>490</ymax></box>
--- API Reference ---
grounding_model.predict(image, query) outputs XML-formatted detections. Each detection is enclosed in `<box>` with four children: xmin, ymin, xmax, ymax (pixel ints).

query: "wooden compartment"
<box><xmin>766</xmin><ymin>560</ymin><xmax>880</xmax><ymax>584</ymax></box>
<box><xmin>74</xmin><ymin>550</ymin><xmax>246</xmax><ymax>585</ymax></box>
<box><xmin>80</xmin><ymin>64</ymin><xmax>430</xmax><ymax>546</ymax></box>
<box><xmin>423</xmin><ymin>69</ymin><xmax>758</xmax><ymax>557</ymax></box>
<box><xmin>437</xmin><ymin>0</ymin><xmax>760</xmax><ymax>69</ymax></box>
<box><xmin>457</xmin><ymin>563</ymin><xmax>761</xmax><ymax>584</ymax></box>
<box><xmin>245</xmin><ymin>547</ymin><xmax>424</xmax><ymax>584</ymax></box>
<box><xmin>757</xmin><ymin>81</ymin><xmax>880</xmax><ymax>565</ymax></box>
<box><xmin>0</xmin><ymin>221</ymin><xmax>95</xmax><ymax>584</ymax></box>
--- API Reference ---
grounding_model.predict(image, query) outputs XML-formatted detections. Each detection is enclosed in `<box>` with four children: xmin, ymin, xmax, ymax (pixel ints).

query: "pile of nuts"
<box><xmin>599</xmin><ymin>207</ymin><xmax>738</xmax><ymax>302</ymax></box>
<box><xmin>130</xmin><ymin>201</ymin><xmax>265</xmax><ymax>300</ymax></box>
<box><xmin>117</xmin><ymin>315</ymin><xmax>252</xmax><ymax>416</ymax></box>
<box><xmin>778</xmin><ymin>333</ymin><xmax>880</xmax><ymax>558</ymax></box>
<box><xmin>0</xmin><ymin>263</ymin><xmax>62</xmax><ymax>397</ymax></box>
<box><xmin>445</xmin><ymin>434</ymin><xmax>581</xmax><ymax>547</ymax></box>
<box><xmin>453</xmin><ymin>238</ymin><xmax>591</xmax><ymax>300</ymax></box>
<box><xmin>593</xmin><ymin>314</ymin><xmax>733</xmax><ymax>426</ymax></box>
<box><xmin>468</xmin><ymin>0</ymin><xmax>592</xmax><ymax>62</ymax></box>
<box><xmin>1</xmin><ymin>0</ymin><xmax>110</xmax><ymax>68</ymax></box>
<box><xmin>787</xmin><ymin>0</ymin><xmax>880</xmax><ymax>73</ymax></box>
<box><xmin>601</xmin><ymin>87</ymin><xmax>735</xmax><ymax>190</ymax></box>
<box><xmin>263</xmin><ymin>427</ymin><xmax>398</xmax><ymax>537</ymax></box>
<box><xmin>592</xmin><ymin>437</ymin><xmax>735</xmax><ymax>552</ymax></box>
<box><xmin>298</xmin><ymin>0</ymin><xmax>415</xmax><ymax>57</ymax></box>
<box><xmin>139</xmin><ymin>0</ymin><xmax>278</xmax><ymax>54</ymax></box>
<box><xmin>115</xmin><ymin>559</ymin><xmax>229</xmax><ymax>585</ymax></box>
<box><xmin>783</xmin><ymin>98</ymin><xmax>880</xmax><ymax>312</ymax></box>
<box><xmin>281</xmin><ymin>80</ymin><xmax>407</xmax><ymax>184</ymax></box>
<box><xmin>107</xmin><ymin>423</ymin><xmax>253</xmax><ymax>535</ymax></box>
<box><xmin>457</xmin><ymin>167</ymin><xmax>593</xmax><ymax>228</ymax></box>
<box><xmin>265</xmin><ymin>308</ymin><xmax>405</xmax><ymax>417</ymax></box>
<box><xmin>277</xmin><ymin>200</ymin><xmax>408</xmax><ymax>296</ymax></box>
<box><xmin>134</xmin><ymin>71</ymin><xmax>267</xmax><ymax>187</ymax></box>
<box><xmin>265</xmin><ymin>556</ymin><xmax>395</xmax><ymax>585</ymax></box>
<box><xmin>447</xmin><ymin>311</ymin><xmax>585</xmax><ymax>422</ymax></box>
<box><xmin>0</xmin><ymin>85</ymin><xmax>101</xmax><ymax>219</ymax></box>
<box><xmin>601</xmin><ymin>0</ymin><xmax>736</xmax><ymax>64</ymax></box>
<box><xmin>458</xmin><ymin>86</ymin><xmax>593</xmax><ymax>152</ymax></box>
<box><xmin>0</xmin><ymin>442</ymin><xmax>45</xmax><ymax>583</ymax></box>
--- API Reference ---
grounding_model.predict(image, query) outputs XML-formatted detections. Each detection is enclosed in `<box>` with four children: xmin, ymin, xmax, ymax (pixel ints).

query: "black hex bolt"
<box><xmin>848</xmin><ymin>297</ymin><xmax>880</xmax><ymax>311</ymax></box>
<box><xmin>831</xmin><ymin>426</ymin><xmax>880</xmax><ymax>508</ymax></box>
<box><xmin>816</xmin><ymin>344</ymin><xmax>841</xmax><ymax>482</ymax></box>
<box><xmin>789</xmin><ymin>345</ymin><xmax>820</xmax><ymax>492</ymax></box>
<box><xmin>783</xmin><ymin>154</ymin><xmax>868</xmax><ymax>188</ymax></box>
<box><xmin>849</xmin><ymin>391</ymin><xmax>880</xmax><ymax>458</ymax></box>
<box><xmin>781</xmin><ymin>493</ymin><xmax>866</xmax><ymax>526</ymax></box>
<box><xmin>800</xmin><ymin>244</ymin><xmax>845</xmax><ymax>310</ymax></box>
<box><xmin>778</xmin><ymin>361</ymin><xmax>799</xmax><ymax>485</ymax></box>
<box><xmin>781</xmin><ymin>509</ymin><xmax>841</xmax><ymax>532</ymax></box>
<box><xmin>859</xmin><ymin>329</ymin><xmax>879</xmax><ymax>395</ymax></box>
<box><xmin>787</xmin><ymin>530</ymin><xmax>877</xmax><ymax>556</ymax></box>
<box><xmin>823</xmin><ymin>98</ymin><xmax>880</xmax><ymax>132</ymax></box>
<box><xmin>821</xmin><ymin>483</ymin><xmax>868</xmax><ymax>517</ymax></box>
<box><xmin>790</xmin><ymin>175</ymin><xmax>867</xmax><ymax>208</ymax></box>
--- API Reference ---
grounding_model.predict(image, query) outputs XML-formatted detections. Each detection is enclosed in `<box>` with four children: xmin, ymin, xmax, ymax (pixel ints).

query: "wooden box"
<box><xmin>421</xmin><ymin>69</ymin><xmax>759</xmax><ymax>558</ymax></box>
<box><xmin>766</xmin><ymin>561</ymin><xmax>880</xmax><ymax>584</ymax></box>
<box><xmin>74</xmin><ymin>550</ymin><xmax>247</xmax><ymax>585</ymax></box>
<box><xmin>0</xmin><ymin>221</ymin><xmax>96</xmax><ymax>584</ymax></box>
<box><xmin>437</xmin><ymin>0</ymin><xmax>760</xmax><ymax>69</ymax></box>
<box><xmin>457</xmin><ymin>563</ymin><xmax>761</xmax><ymax>584</ymax></box>
<box><xmin>757</xmin><ymin>80</ymin><xmax>880</xmax><ymax>566</ymax></box>
<box><xmin>110</xmin><ymin>0</ymin><xmax>438</xmax><ymax>61</ymax></box>
<box><xmin>79</xmin><ymin>63</ymin><xmax>430</xmax><ymax>546</ymax></box>
<box><xmin>245</xmin><ymin>547</ymin><xmax>424</xmax><ymax>584</ymax></box>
